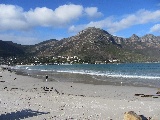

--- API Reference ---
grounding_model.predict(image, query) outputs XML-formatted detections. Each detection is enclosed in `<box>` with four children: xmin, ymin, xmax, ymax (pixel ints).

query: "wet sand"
<box><xmin>0</xmin><ymin>67</ymin><xmax>160</xmax><ymax>119</ymax></box>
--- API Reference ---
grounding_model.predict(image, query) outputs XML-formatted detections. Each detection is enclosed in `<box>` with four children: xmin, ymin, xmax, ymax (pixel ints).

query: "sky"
<box><xmin>0</xmin><ymin>0</ymin><xmax>160</xmax><ymax>45</ymax></box>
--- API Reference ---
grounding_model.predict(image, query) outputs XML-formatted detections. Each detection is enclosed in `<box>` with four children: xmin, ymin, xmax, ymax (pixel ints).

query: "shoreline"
<box><xmin>14</xmin><ymin>67</ymin><xmax>160</xmax><ymax>88</ymax></box>
<box><xmin>0</xmin><ymin>67</ymin><xmax>160</xmax><ymax>119</ymax></box>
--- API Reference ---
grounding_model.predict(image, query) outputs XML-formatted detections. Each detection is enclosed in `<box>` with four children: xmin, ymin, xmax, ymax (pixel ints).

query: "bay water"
<box><xmin>15</xmin><ymin>63</ymin><xmax>160</xmax><ymax>88</ymax></box>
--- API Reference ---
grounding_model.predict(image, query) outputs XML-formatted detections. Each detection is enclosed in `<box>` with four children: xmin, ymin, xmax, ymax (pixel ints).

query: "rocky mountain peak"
<box><xmin>129</xmin><ymin>34</ymin><xmax>140</xmax><ymax>42</ymax></box>
<box><xmin>78</xmin><ymin>27</ymin><xmax>110</xmax><ymax>36</ymax></box>
<box><xmin>64</xmin><ymin>27</ymin><xmax>113</xmax><ymax>47</ymax></box>
<box><xmin>130</xmin><ymin>34</ymin><xmax>139</xmax><ymax>39</ymax></box>
<box><xmin>142</xmin><ymin>34</ymin><xmax>155</xmax><ymax>38</ymax></box>
<box><xmin>141</xmin><ymin>34</ymin><xmax>157</xmax><ymax>42</ymax></box>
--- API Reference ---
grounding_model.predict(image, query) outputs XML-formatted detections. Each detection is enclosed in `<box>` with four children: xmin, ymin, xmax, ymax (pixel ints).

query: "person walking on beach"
<box><xmin>46</xmin><ymin>75</ymin><xmax>48</xmax><ymax>82</ymax></box>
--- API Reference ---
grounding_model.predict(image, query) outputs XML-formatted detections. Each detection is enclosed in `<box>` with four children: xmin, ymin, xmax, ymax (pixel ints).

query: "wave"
<box><xmin>56</xmin><ymin>70</ymin><xmax>160</xmax><ymax>80</ymax></box>
<box><xmin>40</xmin><ymin>70</ymin><xmax>53</xmax><ymax>72</ymax></box>
<box><xmin>14</xmin><ymin>64</ymin><xmax>160</xmax><ymax>80</ymax></box>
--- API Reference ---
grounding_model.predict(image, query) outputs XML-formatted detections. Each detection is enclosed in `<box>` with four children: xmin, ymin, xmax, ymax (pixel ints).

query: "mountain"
<box><xmin>123</xmin><ymin>34</ymin><xmax>160</xmax><ymax>61</ymax></box>
<box><xmin>29</xmin><ymin>27</ymin><xmax>154</xmax><ymax>63</ymax></box>
<box><xmin>27</xmin><ymin>39</ymin><xmax>58</xmax><ymax>56</ymax></box>
<box><xmin>0</xmin><ymin>40</ymin><xmax>25</xmax><ymax>57</ymax></box>
<box><xmin>1</xmin><ymin>27</ymin><xmax>160</xmax><ymax>63</ymax></box>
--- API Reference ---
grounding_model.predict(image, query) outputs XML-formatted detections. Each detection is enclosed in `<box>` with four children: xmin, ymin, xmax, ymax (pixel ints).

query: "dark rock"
<box><xmin>141</xmin><ymin>95</ymin><xmax>153</xmax><ymax>97</ymax></box>
<box><xmin>156</xmin><ymin>91</ymin><xmax>160</xmax><ymax>94</ymax></box>
<box><xmin>0</xmin><ymin>81</ymin><xmax>5</xmax><ymax>82</ymax></box>
<box><xmin>135</xmin><ymin>94</ymin><xmax>144</xmax><ymax>96</ymax></box>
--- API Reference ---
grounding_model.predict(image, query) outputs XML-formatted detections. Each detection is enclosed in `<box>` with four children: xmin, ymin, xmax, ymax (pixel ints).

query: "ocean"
<box><xmin>14</xmin><ymin>63</ymin><xmax>160</xmax><ymax>88</ymax></box>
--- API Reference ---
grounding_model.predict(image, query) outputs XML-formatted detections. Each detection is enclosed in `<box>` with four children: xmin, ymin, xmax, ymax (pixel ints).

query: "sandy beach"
<box><xmin>0</xmin><ymin>67</ymin><xmax>160</xmax><ymax>120</ymax></box>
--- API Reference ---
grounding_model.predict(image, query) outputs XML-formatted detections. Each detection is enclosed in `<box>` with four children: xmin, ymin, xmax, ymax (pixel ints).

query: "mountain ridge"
<box><xmin>0</xmin><ymin>27</ymin><xmax>160</xmax><ymax>64</ymax></box>
<box><xmin>0</xmin><ymin>40</ymin><xmax>25</xmax><ymax>57</ymax></box>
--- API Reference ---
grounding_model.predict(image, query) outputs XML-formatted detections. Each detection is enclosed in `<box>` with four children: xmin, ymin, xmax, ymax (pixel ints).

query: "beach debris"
<box><xmin>4</xmin><ymin>87</ymin><xmax>7</xmax><ymax>89</ymax></box>
<box><xmin>134</xmin><ymin>94</ymin><xmax>144</xmax><ymax>96</ymax></box>
<box><xmin>155</xmin><ymin>88</ymin><xmax>160</xmax><ymax>94</ymax></box>
<box><xmin>135</xmin><ymin>93</ymin><xmax>160</xmax><ymax>98</ymax></box>
<box><xmin>156</xmin><ymin>91</ymin><xmax>160</xmax><ymax>94</ymax></box>
<box><xmin>79</xmin><ymin>95</ymin><xmax>85</xmax><ymax>97</ymax></box>
<box><xmin>148</xmin><ymin>117</ymin><xmax>152</xmax><ymax>120</ymax></box>
<box><xmin>141</xmin><ymin>95</ymin><xmax>153</xmax><ymax>97</ymax></box>
<box><xmin>153</xmin><ymin>96</ymin><xmax>159</xmax><ymax>98</ymax></box>
<box><xmin>0</xmin><ymin>81</ymin><xmax>5</xmax><ymax>82</ymax></box>
<box><xmin>33</xmin><ymin>88</ymin><xmax>37</xmax><ymax>90</ymax></box>
<box><xmin>42</xmin><ymin>87</ymin><xmax>54</xmax><ymax>92</ymax></box>
<box><xmin>124</xmin><ymin>111</ymin><xmax>142</xmax><ymax>120</ymax></box>
<box><xmin>55</xmin><ymin>89</ymin><xmax>60</xmax><ymax>95</ymax></box>
<box><xmin>11</xmin><ymin>88</ymin><xmax>18</xmax><ymax>91</ymax></box>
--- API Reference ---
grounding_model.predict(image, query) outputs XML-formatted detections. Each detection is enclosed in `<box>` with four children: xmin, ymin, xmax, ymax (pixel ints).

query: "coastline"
<box><xmin>0</xmin><ymin>67</ymin><xmax>160</xmax><ymax>119</ymax></box>
<box><xmin>15</xmin><ymin>68</ymin><xmax>160</xmax><ymax>88</ymax></box>
<box><xmin>13</xmin><ymin>63</ymin><xmax>160</xmax><ymax>88</ymax></box>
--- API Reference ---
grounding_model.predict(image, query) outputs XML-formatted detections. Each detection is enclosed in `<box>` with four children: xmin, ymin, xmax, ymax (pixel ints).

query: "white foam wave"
<box><xmin>41</xmin><ymin>70</ymin><xmax>52</xmax><ymax>72</ymax></box>
<box><xmin>56</xmin><ymin>70</ymin><xmax>160</xmax><ymax>79</ymax></box>
<box><xmin>15</xmin><ymin>65</ymin><xmax>160</xmax><ymax>80</ymax></box>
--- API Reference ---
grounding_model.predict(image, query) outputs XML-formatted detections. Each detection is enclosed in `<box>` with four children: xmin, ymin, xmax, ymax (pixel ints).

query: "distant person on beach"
<box><xmin>46</xmin><ymin>75</ymin><xmax>48</xmax><ymax>82</ymax></box>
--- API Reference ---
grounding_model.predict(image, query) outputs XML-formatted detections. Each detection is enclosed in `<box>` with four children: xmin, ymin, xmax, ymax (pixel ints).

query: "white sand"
<box><xmin>0</xmin><ymin>68</ymin><xmax>160</xmax><ymax>120</ymax></box>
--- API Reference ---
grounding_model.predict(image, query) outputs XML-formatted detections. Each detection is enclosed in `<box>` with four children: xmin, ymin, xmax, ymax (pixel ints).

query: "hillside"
<box><xmin>27</xmin><ymin>39</ymin><xmax>58</xmax><ymax>56</ymax></box>
<box><xmin>121</xmin><ymin>34</ymin><xmax>160</xmax><ymax>61</ymax></box>
<box><xmin>0</xmin><ymin>40</ymin><xmax>25</xmax><ymax>57</ymax></box>
<box><xmin>30</xmin><ymin>27</ymin><xmax>154</xmax><ymax>63</ymax></box>
<box><xmin>1</xmin><ymin>27</ymin><xmax>160</xmax><ymax>64</ymax></box>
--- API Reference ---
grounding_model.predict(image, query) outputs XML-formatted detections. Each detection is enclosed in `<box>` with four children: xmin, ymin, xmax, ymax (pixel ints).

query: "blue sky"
<box><xmin>0</xmin><ymin>0</ymin><xmax>160</xmax><ymax>45</ymax></box>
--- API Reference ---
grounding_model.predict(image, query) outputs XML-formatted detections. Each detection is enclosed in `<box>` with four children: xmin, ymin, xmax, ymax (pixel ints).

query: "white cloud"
<box><xmin>0</xmin><ymin>4</ymin><xmax>103</xmax><ymax>32</ymax></box>
<box><xmin>0</xmin><ymin>4</ymin><xmax>103</xmax><ymax>44</ymax></box>
<box><xmin>109</xmin><ymin>9</ymin><xmax>160</xmax><ymax>33</ymax></box>
<box><xmin>25</xmin><ymin>7</ymin><xmax>55</xmax><ymax>27</ymax></box>
<box><xmin>150</xmin><ymin>24</ymin><xmax>160</xmax><ymax>32</ymax></box>
<box><xmin>69</xmin><ymin>9</ymin><xmax>160</xmax><ymax>34</ymax></box>
<box><xmin>84</xmin><ymin>7</ymin><xmax>102</xmax><ymax>18</ymax></box>
<box><xmin>54</xmin><ymin>4</ymin><xmax>83</xmax><ymax>23</ymax></box>
<box><xmin>26</xmin><ymin>4</ymin><xmax>83</xmax><ymax>27</ymax></box>
<box><xmin>0</xmin><ymin>4</ymin><xmax>28</xmax><ymax>31</ymax></box>
<box><xmin>0</xmin><ymin>4</ymin><xmax>84</xmax><ymax>31</ymax></box>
